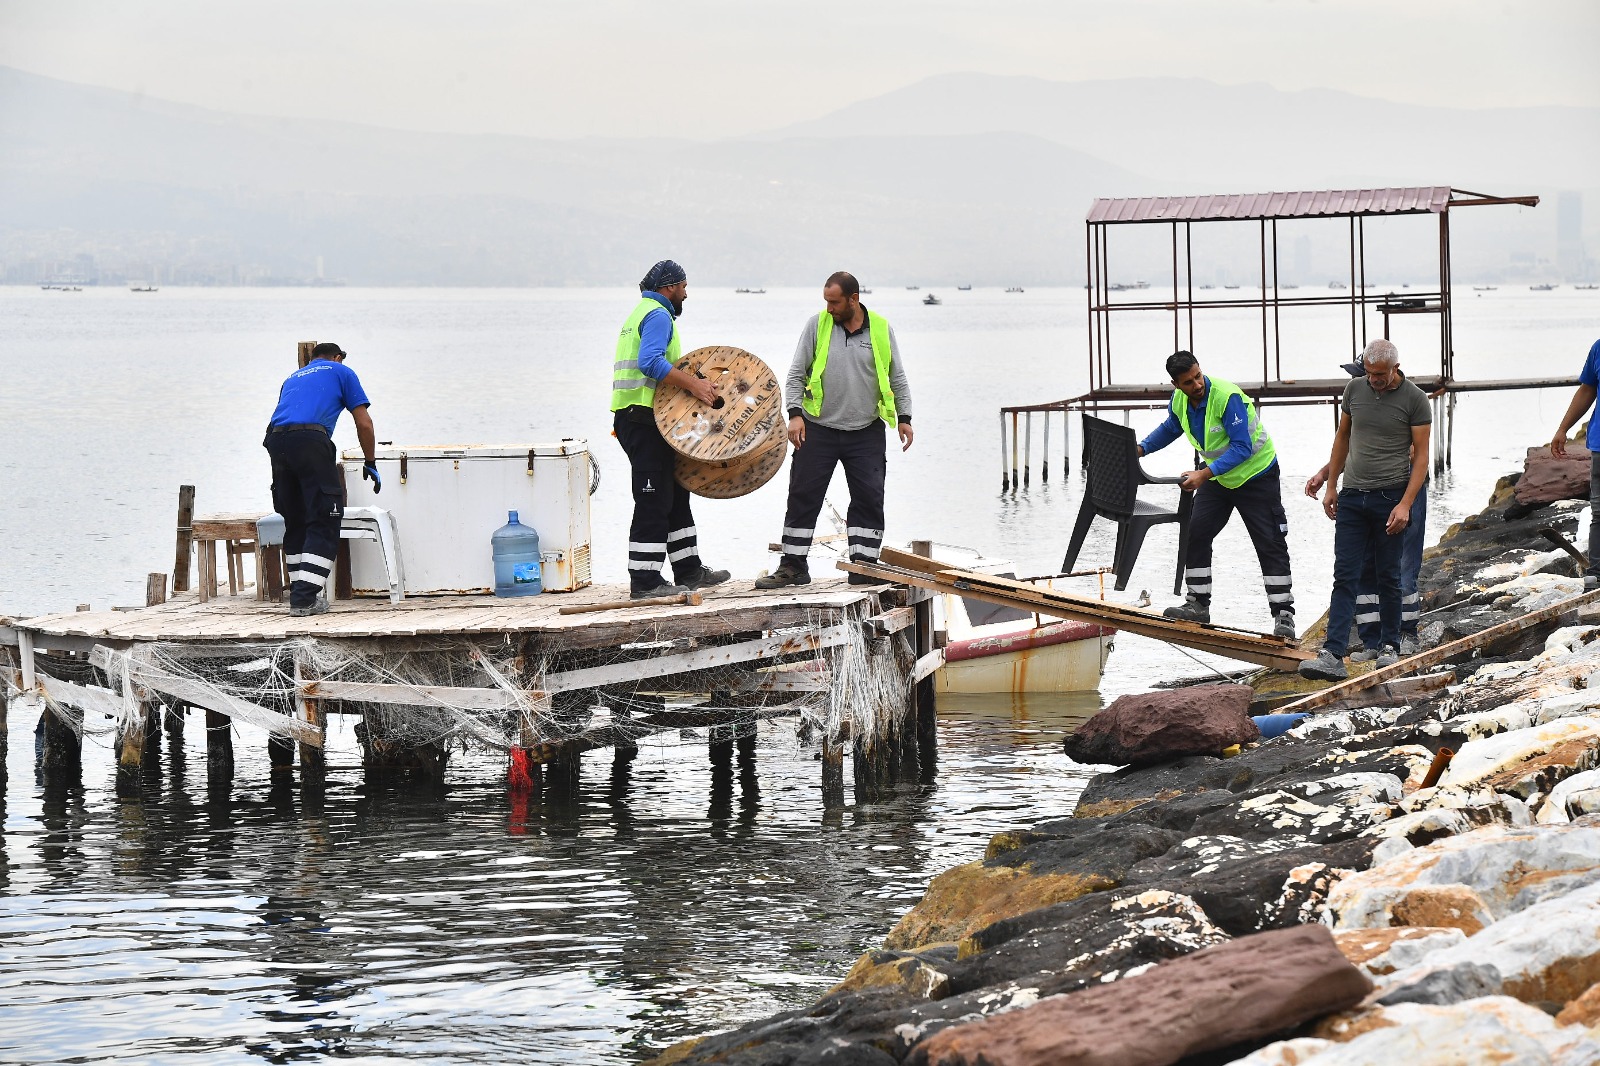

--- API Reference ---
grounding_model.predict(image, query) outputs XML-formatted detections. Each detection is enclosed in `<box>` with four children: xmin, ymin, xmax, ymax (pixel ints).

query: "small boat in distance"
<box><xmin>957</xmin><ymin>284</ymin><xmax>972</xmax><ymax>291</ymax></box>
<box><xmin>129</xmin><ymin>282</ymin><xmax>159</xmax><ymax>292</ymax></box>
<box><xmin>905</xmin><ymin>285</ymin><xmax>920</xmax><ymax>290</ymax></box>
<box><xmin>1531</xmin><ymin>283</ymin><xmax>1558</xmax><ymax>291</ymax></box>
<box><xmin>860</xmin><ymin>288</ymin><xmax>872</xmax><ymax>294</ymax></box>
<box><xmin>923</xmin><ymin>293</ymin><xmax>941</xmax><ymax>305</ymax></box>
<box><xmin>1576</xmin><ymin>284</ymin><xmax>1599</xmax><ymax>291</ymax></box>
<box><xmin>39</xmin><ymin>283</ymin><xmax>82</xmax><ymax>291</ymax></box>
<box><xmin>1005</xmin><ymin>286</ymin><xmax>1024</xmax><ymax>293</ymax></box>
<box><xmin>1223</xmin><ymin>284</ymin><xmax>1241</xmax><ymax>290</ymax></box>
<box><xmin>1472</xmin><ymin>286</ymin><xmax>1498</xmax><ymax>291</ymax></box>
<box><xmin>1329</xmin><ymin>281</ymin><xmax>1348</xmax><ymax>289</ymax></box>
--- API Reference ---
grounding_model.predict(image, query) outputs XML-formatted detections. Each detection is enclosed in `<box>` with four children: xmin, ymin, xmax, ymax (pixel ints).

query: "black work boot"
<box><xmin>678</xmin><ymin>566</ymin><xmax>730</xmax><ymax>591</ymax></box>
<box><xmin>754</xmin><ymin>562</ymin><xmax>810</xmax><ymax>590</ymax></box>
<box><xmin>1162</xmin><ymin>594</ymin><xmax>1210</xmax><ymax>623</ymax></box>
<box><xmin>631</xmin><ymin>580</ymin><xmax>690</xmax><ymax>600</ymax></box>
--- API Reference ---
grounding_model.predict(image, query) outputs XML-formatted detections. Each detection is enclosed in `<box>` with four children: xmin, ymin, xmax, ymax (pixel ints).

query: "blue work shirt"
<box><xmin>1579</xmin><ymin>339</ymin><xmax>1600</xmax><ymax>451</ymax></box>
<box><xmin>1139</xmin><ymin>377</ymin><xmax>1272</xmax><ymax>482</ymax></box>
<box><xmin>268</xmin><ymin>358</ymin><xmax>371</xmax><ymax>435</ymax></box>
<box><xmin>636</xmin><ymin>290</ymin><xmax>679</xmax><ymax>383</ymax></box>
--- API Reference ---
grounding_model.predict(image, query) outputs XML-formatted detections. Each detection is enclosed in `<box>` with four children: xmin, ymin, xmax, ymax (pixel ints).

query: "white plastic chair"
<box><xmin>255</xmin><ymin>507</ymin><xmax>405</xmax><ymax>604</ymax></box>
<box><xmin>340</xmin><ymin>506</ymin><xmax>405</xmax><ymax>603</ymax></box>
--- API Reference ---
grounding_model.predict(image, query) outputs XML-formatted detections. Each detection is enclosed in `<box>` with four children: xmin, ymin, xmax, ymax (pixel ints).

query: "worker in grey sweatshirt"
<box><xmin>755</xmin><ymin>270</ymin><xmax>914</xmax><ymax>589</ymax></box>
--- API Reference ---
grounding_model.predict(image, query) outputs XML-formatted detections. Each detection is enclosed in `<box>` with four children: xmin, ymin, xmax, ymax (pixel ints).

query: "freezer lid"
<box><xmin>340</xmin><ymin>441</ymin><xmax>590</xmax><ymax>462</ymax></box>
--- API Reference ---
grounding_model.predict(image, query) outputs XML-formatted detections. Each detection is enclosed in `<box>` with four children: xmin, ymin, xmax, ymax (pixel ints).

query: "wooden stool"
<box><xmin>193</xmin><ymin>513</ymin><xmax>266</xmax><ymax>602</ymax></box>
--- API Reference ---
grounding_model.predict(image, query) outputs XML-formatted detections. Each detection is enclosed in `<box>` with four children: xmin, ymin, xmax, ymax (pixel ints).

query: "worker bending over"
<box><xmin>611</xmin><ymin>259</ymin><xmax>730</xmax><ymax>599</ymax></box>
<box><xmin>1139</xmin><ymin>350</ymin><xmax>1295</xmax><ymax>638</ymax></box>
<box><xmin>264</xmin><ymin>341</ymin><xmax>378</xmax><ymax>617</ymax></box>
<box><xmin>756</xmin><ymin>271</ymin><xmax>913</xmax><ymax>589</ymax></box>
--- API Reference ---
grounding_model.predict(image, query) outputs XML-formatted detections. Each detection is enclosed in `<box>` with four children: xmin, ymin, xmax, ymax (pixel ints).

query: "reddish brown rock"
<box><xmin>1334</xmin><ymin>927</ymin><xmax>1464</xmax><ymax>974</ymax></box>
<box><xmin>1516</xmin><ymin>443</ymin><xmax>1592</xmax><ymax>507</ymax></box>
<box><xmin>1556</xmin><ymin>981</ymin><xmax>1600</xmax><ymax>1026</ymax></box>
<box><xmin>909</xmin><ymin>924</ymin><xmax>1371</xmax><ymax>1066</ymax></box>
<box><xmin>1063</xmin><ymin>683</ymin><xmax>1261</xmax><ymax>767</ymax></box>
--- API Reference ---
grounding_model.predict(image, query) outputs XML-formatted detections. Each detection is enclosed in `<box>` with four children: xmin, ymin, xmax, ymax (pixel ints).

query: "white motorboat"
<box><xmin>928</xmin><ymin>547</ymin><xmax>1114</xmax><ymax>694</ymax></box>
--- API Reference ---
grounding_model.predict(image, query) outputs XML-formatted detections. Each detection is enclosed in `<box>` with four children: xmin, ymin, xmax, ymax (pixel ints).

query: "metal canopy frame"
<box><xmin>994</xmin><ymin>184</ymin><xmax>1568</xmax><ymax>492</ymax></box>
<box><xmin>1082</xmin><ymin>185</ymin><xmax>1537</xmax><ymax>403</ymax></box>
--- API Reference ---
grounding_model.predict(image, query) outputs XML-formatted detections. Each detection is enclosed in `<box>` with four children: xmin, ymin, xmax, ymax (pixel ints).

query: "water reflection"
<box><xmin>1</xmin><ymin>690</ymin><xmax>1104</xmax><ymax>1064</ymax></box>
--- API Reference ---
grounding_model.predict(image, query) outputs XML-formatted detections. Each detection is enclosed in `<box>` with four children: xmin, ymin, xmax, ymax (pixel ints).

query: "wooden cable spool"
<box><xmin>653</xmin><ymin>346</ymin><xmax>783</xmax><ymax>463</ymax></box>
<box><xmin>675</xmin><ymin>416</ymin><xmax>788</xmax><ymax>499</ymax></box>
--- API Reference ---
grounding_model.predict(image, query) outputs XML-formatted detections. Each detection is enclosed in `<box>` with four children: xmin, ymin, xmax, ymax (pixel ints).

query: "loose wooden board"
<box><xmin>654</xmin><ymin>346</ymin><xmax>783</xmax><ymax>463</ymax></box>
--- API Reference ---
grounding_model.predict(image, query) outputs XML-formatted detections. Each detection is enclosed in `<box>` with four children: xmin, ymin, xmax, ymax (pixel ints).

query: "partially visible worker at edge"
<box><xmin>755</xmin><ymin>270</ymin><xmax>913</xmax><ymax>589</ymax></box>
<box><xmin>1137</xmin><ymin>350</ymin><xmax>1296</xmax><ymax>639</ymax></box>
<box><xmin>263</xmin><ymin>341</ymin><xmax>379</xmax><ymax>618</ymax></box>
<box><xmin>611</xmin><ymin>259</ymin><xmax>731</xmax><ymax>600</ymax></box>
<box><xmin>1548</xmin><ymin>336</ymin><xmax>1600</xmax><ymax>592</ymax></box>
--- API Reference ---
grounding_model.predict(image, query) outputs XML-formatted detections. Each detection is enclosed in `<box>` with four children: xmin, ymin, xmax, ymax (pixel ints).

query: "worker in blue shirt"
<box><xmin>1549</xmin><ymin>336</ymin><xmax>1600</xmax><ymax>591</ymax></box>
<box><xmin>1139</xmin><ymin>350</ymin><xmax>1295</xmax><ymax>638</ymax></box>
<box><xmin>610</xmin><ymin>260</ymin><xmax>730</xmax><ymax>598</ymax></box>
<box><xmin>264</xmin><ymin>341</ymin><xmax>379</xmax><ymax>616</ymax></box>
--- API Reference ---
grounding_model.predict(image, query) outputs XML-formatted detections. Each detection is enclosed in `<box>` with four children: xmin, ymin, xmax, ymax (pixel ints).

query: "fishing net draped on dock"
<box><xmin>56</xmin><ymin>608</ymin><xmax>912</xmax><ymax>759</ymax></box>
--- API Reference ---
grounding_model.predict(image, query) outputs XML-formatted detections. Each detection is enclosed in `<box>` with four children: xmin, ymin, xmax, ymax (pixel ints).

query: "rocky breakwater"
<box><xmin>647</xmin><ymin>463</ymin><xmax>1600</xmax><ymax>1066</ymax></box>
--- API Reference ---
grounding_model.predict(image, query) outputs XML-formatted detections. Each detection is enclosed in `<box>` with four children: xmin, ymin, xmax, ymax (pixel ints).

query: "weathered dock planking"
<box><xmin>1</xmin><ymin>573</ymin><xmax>938</xmax><ymax>806</ymax></box>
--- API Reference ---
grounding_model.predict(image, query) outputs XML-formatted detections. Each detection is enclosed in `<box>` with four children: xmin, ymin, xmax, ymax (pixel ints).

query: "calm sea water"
<box><xmin>1</xmin><ymin>284</ymin><xmax>1595</xmax><ymax>1062</ymax></box>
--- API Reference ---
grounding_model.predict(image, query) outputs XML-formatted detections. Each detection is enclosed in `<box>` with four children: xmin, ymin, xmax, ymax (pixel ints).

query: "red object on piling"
<box><xmin>508</xmin><ymin>747</ymin><xmax>536</xmax><ymax>793</ymax></box>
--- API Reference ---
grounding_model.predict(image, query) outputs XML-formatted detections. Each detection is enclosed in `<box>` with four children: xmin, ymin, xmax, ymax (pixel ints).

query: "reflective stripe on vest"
<box><xmin>611</xmin><ymin>297</ymin><xmax>681</xmax><ymax>411</ymax></box>
<box><xmin>802</xmin><ymin>310</ymin><xmax>897</xmax><ymax>425</ymax></box>
<box><xmin>1169</xmin><ymin>377</ymin><xmax>1276</xmax><ymax>489</ymax></box>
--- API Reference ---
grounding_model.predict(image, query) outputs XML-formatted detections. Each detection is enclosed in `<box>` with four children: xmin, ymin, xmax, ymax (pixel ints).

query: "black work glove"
<box><xmin>363</xmin><ymin>460</ymin><xmax>382</xmax><ymax>494</ymax></box>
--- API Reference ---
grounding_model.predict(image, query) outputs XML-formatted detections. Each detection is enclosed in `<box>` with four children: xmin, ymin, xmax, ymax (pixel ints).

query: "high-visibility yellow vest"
<box><xmin>611</xmin><ymin>297</ymin><xmax>680</xmax><ymax>411</ymax></box>
<box><xmin>802</xmin><ymin>310</ymin><xmax>898</xmax><ymax>425</ymax></box>
<box><xmin>1169</xmin><ymin>377</ymin><xmax>1276</xmax><ymax>489</ymax></box>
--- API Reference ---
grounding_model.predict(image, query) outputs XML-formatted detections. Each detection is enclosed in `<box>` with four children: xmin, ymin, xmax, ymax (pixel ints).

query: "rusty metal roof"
<box><xmin>1087</xmin><ymin>186</ymin><xmax>1454</xmax><ymax>224</ymax></box>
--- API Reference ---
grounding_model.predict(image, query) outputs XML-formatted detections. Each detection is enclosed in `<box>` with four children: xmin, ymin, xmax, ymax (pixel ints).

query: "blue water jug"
<box><xmin>491</xmin><ymin>510</ymin><xmax>543</xmax><ymax>596</ymax></box>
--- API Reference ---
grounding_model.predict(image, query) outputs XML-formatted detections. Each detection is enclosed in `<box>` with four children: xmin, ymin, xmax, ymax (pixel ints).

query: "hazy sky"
<box><xmin>2</xmin><ymin>0</ymin><xmax>1597</xmax><ymax>140</ymax></box>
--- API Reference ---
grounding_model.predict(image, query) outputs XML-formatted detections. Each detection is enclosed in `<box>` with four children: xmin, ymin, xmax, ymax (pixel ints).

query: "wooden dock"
<box><xmin>1</xmin><ymin>574</ymin><xmax>940</xmax><ymax>807</ymax></box>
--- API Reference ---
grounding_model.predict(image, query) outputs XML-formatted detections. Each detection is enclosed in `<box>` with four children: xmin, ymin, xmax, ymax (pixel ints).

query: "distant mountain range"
<box><xmin>1</xmin><ymin>65</ymin><xmax>1592</xmax><ymax>286</ymax></box>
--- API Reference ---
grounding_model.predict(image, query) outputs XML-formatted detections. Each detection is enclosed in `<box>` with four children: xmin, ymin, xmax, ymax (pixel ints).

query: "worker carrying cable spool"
<box><xmin>610</xmin><ymin>259</ymin><xmax>731</xmax><ymax>600</ymax></box>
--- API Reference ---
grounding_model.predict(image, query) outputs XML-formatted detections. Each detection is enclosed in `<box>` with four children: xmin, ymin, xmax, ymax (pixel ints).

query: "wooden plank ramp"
<box><xmin>842</xmin><ymin>547</ymin><xmax>1312</xmax><ymax>673</ymax></box>
<box><xmin>1273</xmin><ymin>587</ymin><xmax>1600</xmax><ymax>715</ymax></box>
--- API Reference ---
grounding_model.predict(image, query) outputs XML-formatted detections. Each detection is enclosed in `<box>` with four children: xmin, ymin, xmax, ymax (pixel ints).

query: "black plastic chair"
<box><xmin>1062</xmin><ymin>414</ymin><xmax>1193</xmax><ymax>594</ymax></box>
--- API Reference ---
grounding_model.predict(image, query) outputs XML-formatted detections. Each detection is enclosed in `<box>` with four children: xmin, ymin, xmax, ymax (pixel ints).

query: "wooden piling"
<box><xmin>205</xmin><ymin>708</ymin><xmax>233</xmax><ymax>783</ymax></box>
<box><xmin>268</xmin><ymin>736</ymin><xmax>295</xmax><ymax>777</ymax></box>
<box><xmin>908</xmin><ymin>540</ymin><xmax>939</xmax><ymax>782</ymax></box>
<box><xmin>821</xmin><ymin>732</ymin><xmax>845</xmax><ymax>808</ymax></box>
<box><xmin>294</xmin><ymin>658</ymin><xmax>325</xmax><ymax>785</ymax></box>
<box><xmin>145</xmin><ymin>573</ymin><xmax>167</xmax><ymax>607</ymax></box>
<box><xmin>116</xmin><ymin>698</ymin><xmax>150</xmax><ymax>791</ymax></box>
<box><xmin>171</xmin><ymin>485</ymin><xmax>195</xmax><ymax>594</ymax></box>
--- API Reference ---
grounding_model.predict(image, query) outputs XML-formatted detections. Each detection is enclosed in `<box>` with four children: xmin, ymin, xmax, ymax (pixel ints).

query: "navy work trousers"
<box><xmin>614</xmin><ymin>407</ymin><xmax>702</xmax><ymax>592</ymax></box>
<box><xmin>1182</xmin><ymin>465</ymin><xmax>1294</xmax><ymax>617</ymax></box>
<box><xmin>1355</xmin><ymin>482</ymin><xmax>1427</xmax><ymax>648</ymax></box>
<box><xmin>1325</xmin><ymin>483</ymin><xmax>1408</xmax><ymax>657</ymax></box>
<box><xmin>778</xmin><ymin>419</ymin><xmax>887</xmax><ymax>568</ymax></box>
<box><xmin>1590</xmin><ymin>455</ymin><xmax>1600</xmax><ymax>582</ymax></box>
<box><xmin>264</xmin><ymin>428</ymin><xmax>343</xmax><ymax>609</ymax></box>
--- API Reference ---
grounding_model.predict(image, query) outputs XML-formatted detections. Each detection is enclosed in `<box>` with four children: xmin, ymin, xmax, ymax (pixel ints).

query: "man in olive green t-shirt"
<box><xmin>1300</xmin><ymin>340</ymin><xmax>1432</xmax><ymax>682</ymax></box>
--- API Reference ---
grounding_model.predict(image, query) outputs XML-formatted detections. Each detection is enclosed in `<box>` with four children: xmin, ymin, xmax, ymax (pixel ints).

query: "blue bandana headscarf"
<box><xmin>640</xmin><ymin>260</ymin><xmax>687</xmax><ymax>292</ymax></box>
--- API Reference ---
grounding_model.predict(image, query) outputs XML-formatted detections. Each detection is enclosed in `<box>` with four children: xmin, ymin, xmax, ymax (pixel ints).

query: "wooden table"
<box><xmin>192</xmin><ymin>513</ymin><xmax>272</xmax><ymax>602</ymax></box>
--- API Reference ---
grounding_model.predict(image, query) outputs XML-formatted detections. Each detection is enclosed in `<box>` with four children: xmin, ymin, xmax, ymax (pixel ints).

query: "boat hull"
<box><xmin>936</xmin><ymin>620</ymin><xmax>1113</xmax><ymax>694</ymax></box>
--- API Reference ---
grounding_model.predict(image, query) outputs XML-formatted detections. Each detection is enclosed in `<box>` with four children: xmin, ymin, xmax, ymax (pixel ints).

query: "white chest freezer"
<box><xmin>340</xmin><ymin>442</ymin><xmax>593</xmax><ymax>595</ymax></box>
